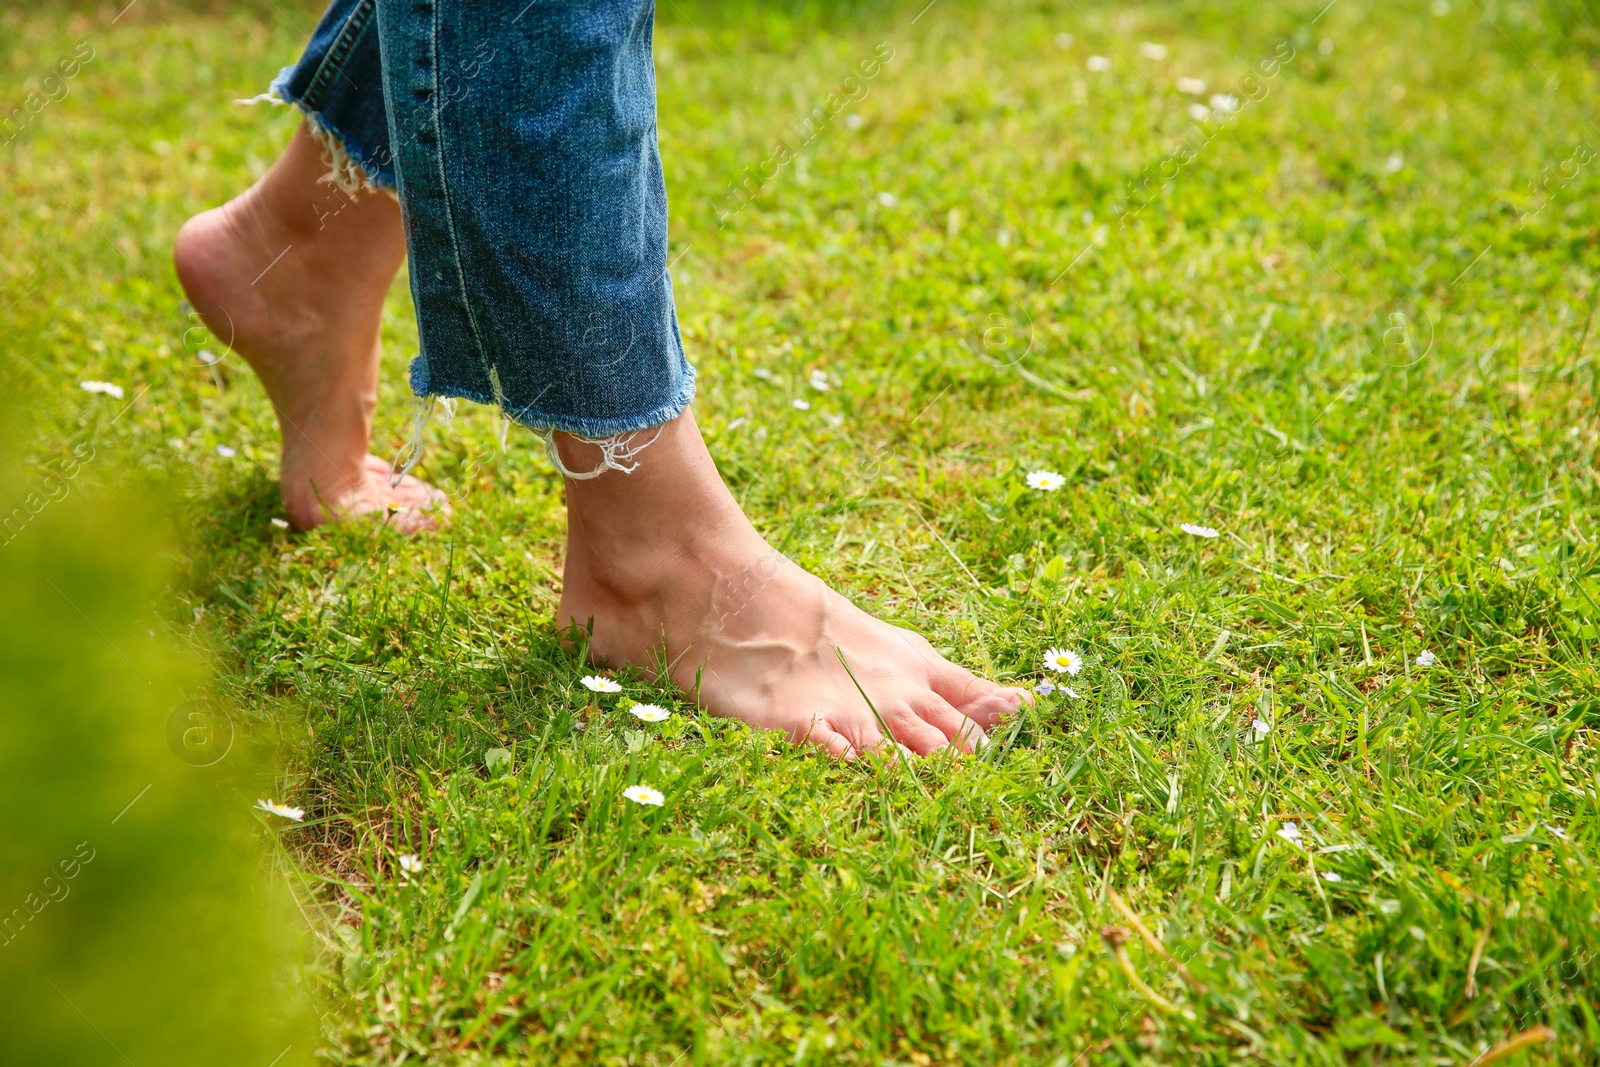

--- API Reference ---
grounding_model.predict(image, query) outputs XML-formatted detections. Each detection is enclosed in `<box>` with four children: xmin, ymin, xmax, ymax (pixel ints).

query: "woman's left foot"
<box><xmin>556</xmin><ymin>411</ymin><xmax>1029</xmax><ymax>757</ymax></box>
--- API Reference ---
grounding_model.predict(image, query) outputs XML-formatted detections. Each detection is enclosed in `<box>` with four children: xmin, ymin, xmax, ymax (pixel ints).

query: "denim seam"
<box><xmin>424</xmin><ymin>3</ymin><xmax>498</xmax><ymax>407</ymax></box>
<box><xmin>301</xmin><ymin>1</ymin><xmax>376</xmax><ymax>111</ymax></box>
<box><xmin>266</xmin><ymin>0</ymin><xmax>391</xmax><ymax>193</ymax></box>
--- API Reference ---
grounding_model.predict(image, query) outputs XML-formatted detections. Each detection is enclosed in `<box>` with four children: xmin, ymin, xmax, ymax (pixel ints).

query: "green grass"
<box><xmin>5</xmin><ymin>0</ymin><xmax>1600</xmax><ymax>1062</ymax></box>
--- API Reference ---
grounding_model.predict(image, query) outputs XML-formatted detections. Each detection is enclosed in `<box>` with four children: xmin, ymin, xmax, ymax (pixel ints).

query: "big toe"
<box><xmin>366</xmin><ymin>456</ymin><xmax>449</xmax><ymax>523</ymax></box>
<box><xmin>932</xmin><ymin>667</ymin><xmax>1030</xmax><ymax>727</ymax></box>
<box><xmin>380</xmin><ymin>488</ymin><xmax>450</xmax><ymax>534</ymax></box>
<box><xmin>367</xmin><ymin>455</ymin><xmax>439</xmax><ymax>497</ymax></box>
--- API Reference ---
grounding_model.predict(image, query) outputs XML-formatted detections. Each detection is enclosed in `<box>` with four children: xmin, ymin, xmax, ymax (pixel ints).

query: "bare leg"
<box><xmin>556</xmin><ymin>411</ymin><xmax>1029</xmax><ymax>758</ymax></box>
<box><xmin>174</xmin><ymin>124</ymin><xmax>445</xmax><ymax>531</ymax></box>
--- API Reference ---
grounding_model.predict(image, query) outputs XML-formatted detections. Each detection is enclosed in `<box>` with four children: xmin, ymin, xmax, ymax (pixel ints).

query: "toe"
<box><xmin>799</xmin><ymin>720</ymin><xmax>857</xmax><ymax>760</ymax></box>
<box><xmin>912</xmin><ymin>692</ymin><xmax>988</xmax><ymax>753</ymax></box>
<box><xmin>881</xmin><ymin>705</ymin><xmax>951</xmax><ymax>756</ymax></box>
<box><xmin>384</xmin><ymin>502</ymin><xmax>446</xmax><ymax>535</ymax></box>
<box><xmin>361</xmin><ymin>456</ymin><xmax>449</xmax><ymax>535</ymax></box>
<box><xmin>932</xmin><ymin>666</ymin><xmax>1031</xmax><ymax>728</ymax></box>
<box><xmin>367</xmin><ymin>455</ymin><xmax>446</xmax><ymax>505</ymax></box>
<box><xmin>829</xmin><ymin>712</ymin><xmax>893</xmax><ymax>759</ymax></box>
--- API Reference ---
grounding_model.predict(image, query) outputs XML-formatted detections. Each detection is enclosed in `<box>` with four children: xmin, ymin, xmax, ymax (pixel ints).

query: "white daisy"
<box><xmin>581</xmin><ymin>675</ymin><xmax>622</xmax><ymax>693</ymax></box>
<box><xmin>1179</xmin><ymin>523</ymin><xmax>1220</xmax><ymax>539</ymax></box>
<box><xmin>630</xmin><ymin>703</ymin><xmax>671</xmax><ymax>723</ymax></box>
<box><xmin>1414</xmin><ymin>651</ymin><xmax>1435</xmax><ymax>667</ymax></box>
<box><xmin>1138</xmin><ymin>42</ymin><xmax>1168</xmax><ymax>60</ymax></box>
<box><xmin>1026</xmin><ymin>469</ymin><xmax>1065</xmax><ymax>491</ymax></box>
<box><xmin>1055</xmin><ymin>32</ymin><xmax>1074</xmax><ymax>49</ymax></box>
<box><xmin>397</xmin><ymin>853</ymin><xmax>423</xmax><ymax>874</ymax></box>
<box><xmin>270</xmin><ymin>517</ymin><xmax>290</xmax><ymax>530</ymax></box>
<box><xmin>1086</xmin><ymin>55</ymin><xmax>1111</xmax><ymax>72</ymax></box>
<box><xmin>80</xmin><ymin>380</ymin><xmax>125</xmax><ymax>399</ymax></box>
<box><xmin>725</xmin><ymin>417</ymin><xmax>747</xmax><ymax>431</ymax></box>
<box><xmin>1035</xmin><ymin>679</ymin><xmax>1056</xmax><ymax>696</ymax></box>
<box><xmin>752</xmin><ymin>367</ymin><xmax>773</xmax><ymax>380</ymax></box>
<box><xmin>809</xmin><ymin>370</ymin><xmax>831</xmax><ymax>391</ymax></box>
<box><xmin>1320</xmin><ymin>870</ymin><xmax>1342</xmax><ymax>883</ymax></box>
<box><xmin>623</xmin><ymin>784</ymin><xmax>664</xmax><ymax>807</ymax></box>
<box><xmin>1188</xmin><ymin>103</ymin><xmax>1211</xmax><ymax>122</ymax></box>
<box><xmin>255</xmin><ymin>798</ymin><xmax>304</xmax><ymax>822</ymax></box>
<box><xmin>792</xmin><ymin>398</ymin><xmax>811</xmax><ymax>410</ymax></box>
<box><xmin>1276</xmin><ymin>822</ymin><xmax>1302</xmax><ymax>843</ymax></box>
<box><xmin>215</xmin><ymin>444</ymin><xmax>236</xmax><ymax>458</ymax></box>
<box><xmin>1176</xmin><ymin>76</ymin><xmax>1207</xmax><ymax>95</ymax></box>
<box><xmin>1208</xmin><ymin>93</ymin><xmax>1240</xmax><ymax>113</ymax></box>
<box><xmin>875</xmin><ymin>191</ymin><xmax>898</xmax><ymax>208</ymax></box>
<box><xmin>1251</xmin><ymin>718</ymin><xmax>1271</xmax><ymax>738</ymax></box>
<box><xmin>1385</xmin><ymin>154</ymin><xmax>1404</xmax><ymax>173</ymax></box>
<box><xmin>1042</xmin><ymin>647</ymin><xmax>1083</xmax><ymax>675</ymax></box>
<box><xmin>844</xmin><ymin>113</ymin><xmax>864</xmax><ymax>130</ymax></box>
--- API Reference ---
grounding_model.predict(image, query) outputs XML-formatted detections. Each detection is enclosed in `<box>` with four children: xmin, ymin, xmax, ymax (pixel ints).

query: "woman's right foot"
<box><xmin>173</xmin><ymin>125</ymin><xmax>446</xmax><ymax>532</ymax></box>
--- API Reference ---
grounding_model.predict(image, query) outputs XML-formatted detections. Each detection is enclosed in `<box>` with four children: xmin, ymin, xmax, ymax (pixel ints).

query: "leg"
<box><xmin>366</xmin><ymin>0</ymin><xmax>1025</xmax><ymax>755</ymax></box>
<box><xmin>556</xmin><ymin>413</ymin><xmax>1030</xmax><ymax>757</ymax></box>
<box><xmin>175</xmin><ymin>126</ymin><xmax>442</xmax><ymax>531</ymax></box>
<box><xmin>174</xmin><ymin>0</ymin><xmax>444</xmax><ymax>530</ymax></box>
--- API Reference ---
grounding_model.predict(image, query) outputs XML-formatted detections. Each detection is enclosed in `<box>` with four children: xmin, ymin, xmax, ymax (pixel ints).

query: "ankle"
<box><xmin>565</xmin><ymin>513</ymin><xmax>751</xmax><ymax>606</ymax></box>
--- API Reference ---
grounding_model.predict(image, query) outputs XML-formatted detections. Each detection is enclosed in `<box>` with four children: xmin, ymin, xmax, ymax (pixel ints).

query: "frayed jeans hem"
<box><xmin>406</xmin><ymin>358</ymin><xmax>697</xmax><ymax>477</ymax></box>
<box><xmin>268</xmin><ymin>68</ymin><xmax>397</xmax><ymax>195</ymax></box>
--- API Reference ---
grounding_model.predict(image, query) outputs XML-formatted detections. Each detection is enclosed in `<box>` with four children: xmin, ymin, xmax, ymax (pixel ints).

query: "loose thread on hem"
<box><xmin>389</xmin><ymin>396</ymin><xmax>437</xmax><ymax>489</ymax></box>
<box><xmin>539</xmin><ymin>425</ymin><xmax>665</xmax><ymax>480</ymax></box>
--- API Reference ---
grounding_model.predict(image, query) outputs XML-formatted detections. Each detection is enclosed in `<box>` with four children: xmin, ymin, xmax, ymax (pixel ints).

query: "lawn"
<box><xmin>4</xmin><ymin>0</ymin><xmax>1600</xmax><ymax>1062</ymax></box>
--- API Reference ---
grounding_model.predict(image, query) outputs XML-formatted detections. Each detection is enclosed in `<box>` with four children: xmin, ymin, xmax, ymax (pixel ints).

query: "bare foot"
<box><xmin>557</xmin><ymin>411</ymin><xmax>1029</xmax><ymax>758</ymax></box>
<box><xmin>173</xmin><ymin>125</ymin><xmax>447</xmax><ymax>532</ymax></box>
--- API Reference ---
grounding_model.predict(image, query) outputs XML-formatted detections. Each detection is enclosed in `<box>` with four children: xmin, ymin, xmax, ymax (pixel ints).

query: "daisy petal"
<box><xmin>1041</xmin><ymin>646</ymin><xmax>1083</xmax><ymax>675</ymax></box>
<box><xmin>255</xmin><ymin>798</ymin><xmax>305</xmax><ymax>822</ymax></box>
<box><xmin>623</xmin><ymin>785</ymin><xmax>665</xmax><ymax>807</ymax></box>
<box><xmin>1026</xmin><ymin>470</ymin><xmax>1066</xmax><ymax>492</ymax></box>
<box><xmin>630</xmin><ymin>703</ymin><xmax>672</xmax><ymax>723</ymax></box>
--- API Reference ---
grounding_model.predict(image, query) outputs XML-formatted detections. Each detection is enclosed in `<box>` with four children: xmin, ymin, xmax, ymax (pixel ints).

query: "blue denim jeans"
<box><xmin>270</xmin><ymin>0</ymin><xmax>695</xmax><ymax>447</ymax></box>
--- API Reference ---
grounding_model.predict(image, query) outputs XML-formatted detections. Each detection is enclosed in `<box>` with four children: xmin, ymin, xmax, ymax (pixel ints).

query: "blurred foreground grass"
<box><xmin>0</xmin><ymin>411</ymin><xmax>312</xmax><ymax>1064</ymax></box>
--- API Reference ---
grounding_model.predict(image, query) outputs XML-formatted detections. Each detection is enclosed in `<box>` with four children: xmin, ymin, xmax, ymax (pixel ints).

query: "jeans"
<box><xmin>270</xmin><ymin>0</ymin><xmax>696</xmax><ymax>453</ymax></box>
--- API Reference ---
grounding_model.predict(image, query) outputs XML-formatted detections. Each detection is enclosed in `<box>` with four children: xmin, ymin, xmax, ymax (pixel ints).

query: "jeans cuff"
<box><xmin>406</xmin><ymin>355</ymin><xmax>697</xmax><ymax>438</ymax></box>
<box><xmin>269</xmin><ymin>68</ymin><xmax>396</xmax><ymax>195</ymax></box>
